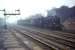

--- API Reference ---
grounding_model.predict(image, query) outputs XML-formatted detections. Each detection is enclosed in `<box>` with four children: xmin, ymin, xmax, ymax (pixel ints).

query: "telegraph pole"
<box><xmin>0</xmin><ymin>9</ymin><xmax>5</xmax><ymax>29</ymax></box>
<box><xmin>0</xmin><ymin>9</ymin><xmax>21</xmax><ymax>29</ymax></box>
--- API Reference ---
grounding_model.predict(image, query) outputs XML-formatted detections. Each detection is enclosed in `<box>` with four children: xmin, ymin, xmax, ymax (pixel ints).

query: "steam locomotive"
<box><xmin>31</xmin><ymin>16</ymin><xmax>62</xmax><ymax>30</ymax></box>
<box><xmin>31</xmin><ymin>16</ymin><xmax>75</xmax><ymax>33</ymax></box>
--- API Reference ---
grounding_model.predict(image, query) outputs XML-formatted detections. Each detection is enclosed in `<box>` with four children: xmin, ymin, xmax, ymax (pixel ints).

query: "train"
<box><xmin>30</xmin><ymin>16</ymin><xmax>75</xmax><ymax>33</ymax></box>
<box><xmin>31</xmin><ymin>16</ymin><xmax>62</xmax><ymax>30</ymax></box>
<box><xmin>18</xmin><ymin>16</ymin><xmax>75</xmax><ymax>33</ymax></box>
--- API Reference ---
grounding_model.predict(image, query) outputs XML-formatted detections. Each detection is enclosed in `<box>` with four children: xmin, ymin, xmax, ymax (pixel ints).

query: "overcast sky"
<box><xmin>0</xmin><ymin>0</ymin><xmax>75</xmax><ymax>23</ymax></box>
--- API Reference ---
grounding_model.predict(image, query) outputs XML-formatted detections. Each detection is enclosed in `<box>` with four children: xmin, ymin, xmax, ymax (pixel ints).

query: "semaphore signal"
<box><xmin>0</xmin><ymin>9</ymin><xmax>21</xmax><ymax>29</ymax></box>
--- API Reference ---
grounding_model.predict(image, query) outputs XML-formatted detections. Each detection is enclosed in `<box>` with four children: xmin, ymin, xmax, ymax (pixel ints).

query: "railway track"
<box><xmin>0</xmin><ymin>29</ymin><xmax>27</xmax><ymax>50</ymax></box>
<box><xmin>9</xmin><ymin>25</ymin><xmax>75</xmax><ymax>50</ymax></box>
<box><xmin>9</xmin><ymin>28</ymin><xmax>51</xmax><ymax>50</ymax></box>
<box><xmin>9</xmin><ymin>30</ymin><xmax>33</xmax><ymax>50</ymax></box>
<box><xmin>15</xmin><ymin>25</ymin><xmax>75</xmax><ymax>43</ymax></box>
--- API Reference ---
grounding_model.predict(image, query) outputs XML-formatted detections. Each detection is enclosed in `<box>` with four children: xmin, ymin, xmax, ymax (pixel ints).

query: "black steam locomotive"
<box><xmin>31</xmin><ymin>16</ymin><xmax>62</xmax><ymax>30</ymax></box>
